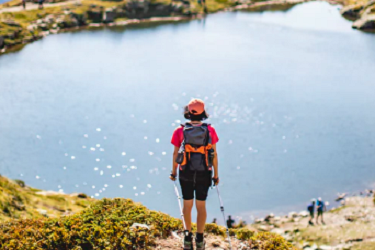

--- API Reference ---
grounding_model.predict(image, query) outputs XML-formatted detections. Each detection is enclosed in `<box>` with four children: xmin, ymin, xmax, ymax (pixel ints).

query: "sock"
<box><xmin>196</xmin><ymin>233</ymin><xmax>204</xmax><ymax>242</ymax></box>
<box><xmin>184</xmin><ymin>232</ymin><xmax>192</xmax><ymax>241</ymax></box>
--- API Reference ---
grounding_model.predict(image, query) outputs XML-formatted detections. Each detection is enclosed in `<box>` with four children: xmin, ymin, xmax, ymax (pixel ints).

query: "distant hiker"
<box><xmin>38</xmin><ymin>0</ymin><xmax>44</xmax><ymax>9</ymax></box>
<box><xmin>307</xmin><ymin>199</ymin><xmax>315</xmax><ymax>225</ymax></box>
<box><xmin>316</xmin><ymin>197</ymin><xmax>325</xmax><ymax>225</ymax></box>
<box><xmin>22</xmin><ymin>0</ymin><xmax>26</xmax><ymax>9</ymax></box>
<box><xmin>170</xmin><ymin>98</ymin><xmax>219</xmax><ymax>250</ymax></box>
<box><xmin>226</xmin><ymin>215</ymin><xmax>235</xmax><ymax>229</ymax></box>
<box><xmin>212</xmin><ymin>218</ymin><xmax>217</xmax><ymax>224</ymax></box>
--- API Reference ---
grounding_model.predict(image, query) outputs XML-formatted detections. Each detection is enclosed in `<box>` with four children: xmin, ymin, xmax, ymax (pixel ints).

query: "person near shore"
<box><xmin>170</xmin><ymin>98</ymin><xmax>219</xmax><ymax>250</ymax></box>
<box><xmin>307</xmin><ymin>199</ymin><xmax>315</xmax><ymax>225</ymax></box>
<box><xmin>316</xmin><ymin>197</ymin><xmax>325</xmax><ymax>225</ymax></box>
<box><xmin>226</xmin><ymin>215</ymin><xmax>235</xmax><ymax>229</ymax></box>
<box><xmin>22</xmin><ymin>0</ymin><xmax>26</xmax><ymax>9</ymax></box>
<box><xmin>212</xmin><ymin>218</ymin><xmax>217</xmax><ymax>224</ymax></box>
<box><xmin>38</xmin><ymin>0</ymin><xmax>44</xmax><ymax>9</ymax></box>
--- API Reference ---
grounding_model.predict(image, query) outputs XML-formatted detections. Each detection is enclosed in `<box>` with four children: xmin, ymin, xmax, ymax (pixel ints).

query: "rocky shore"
<box><xmin>250</xmin><ymin>193</ymin><xmax>375</xmax><ymax>250</ymax></box>
<box><xmin>1</xmin><ymin>0</ymin><xmax>373</xmax><ymax>57</ymax></box>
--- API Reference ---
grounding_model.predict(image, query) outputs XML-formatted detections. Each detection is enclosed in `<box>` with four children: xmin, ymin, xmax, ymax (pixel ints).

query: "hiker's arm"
<box><xmin>171</xmin><ymin>146</ymin><xmax>179</xmax><ymax>176</ymax></box>
<box><xmin>213</xmin><ymin>144</ymin><xmax>219</xmax><ymax>179</ymax></box>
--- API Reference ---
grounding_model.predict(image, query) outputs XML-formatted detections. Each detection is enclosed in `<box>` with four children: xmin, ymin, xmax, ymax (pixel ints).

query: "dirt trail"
<box><xmin>0</xmin><ymin>0</ymin><xmax>79</xmax><ymax>13</ymax></box>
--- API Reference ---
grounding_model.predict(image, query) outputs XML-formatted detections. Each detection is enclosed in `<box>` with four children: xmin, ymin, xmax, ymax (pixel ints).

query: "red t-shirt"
<box><xmin>171</xmin><ymin>124</ymin><xmax>219</xmax><ymax>147</ymax></box>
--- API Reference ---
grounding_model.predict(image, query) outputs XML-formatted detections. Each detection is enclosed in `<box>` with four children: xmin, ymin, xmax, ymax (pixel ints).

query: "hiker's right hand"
<box><xmin>213</xmin><ymin>177</ymin><xmax>219</xmax><ymax>186</ymax></box>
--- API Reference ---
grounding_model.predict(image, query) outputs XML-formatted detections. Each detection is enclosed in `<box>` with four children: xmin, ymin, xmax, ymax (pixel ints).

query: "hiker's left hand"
<box><xmin>170</xmin><ymin>172</ymin><xmax>176</xmax><ymax>181</ymax></box>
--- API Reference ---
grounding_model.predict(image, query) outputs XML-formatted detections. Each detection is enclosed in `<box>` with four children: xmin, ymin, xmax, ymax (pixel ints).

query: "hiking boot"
<box><xmin>195</xmin><ymin>240</ymin><xmax>205</xmax><ymax>250</ymax></box>
<box><xmin>183</xmin><ymin>238</ymin><xmax>193</xmax><ymax>250</ymax></box>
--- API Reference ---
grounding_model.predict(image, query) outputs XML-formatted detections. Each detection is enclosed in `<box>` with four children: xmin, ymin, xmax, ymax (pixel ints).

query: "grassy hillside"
<box><xmin>0</xmin><ymin>175</ymin><xmax>296</xmax><ymax>249</ymax></box>
<box><xmin>0</xmin><ymin>174</ymin><xmax>93</xmax><ymax>221</ymax></box>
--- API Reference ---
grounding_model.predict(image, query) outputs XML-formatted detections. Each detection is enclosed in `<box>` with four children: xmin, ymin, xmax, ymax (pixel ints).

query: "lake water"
<box><xmin>1</xmin><ymin>2</ymin><xmax>375</xmax><ymax>223</ymax></box>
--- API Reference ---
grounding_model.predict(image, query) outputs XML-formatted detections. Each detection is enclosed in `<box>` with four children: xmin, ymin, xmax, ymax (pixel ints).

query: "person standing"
<box><xmin>170</xmin><ymin>98</ymin><xmax>219</xmax><ymax>250</ymax></box>
<box><xmin>316</xmin><ymin>197</ymin><xmax>325</xmax><ymax>225</ymax></box>
<box><xmin>226</xmin><ymin>215</ymin><xmax>235</xmax><ymax>229</ymax></box>
<box><xmin>307</xmin><ymin>199</ymin><xmax>315</xmax><ymax>225</ymax></box>
<box><xmin>22</xmin><ymin>0</ymin><xmax>26</xmax><ymax>9</ymax></box>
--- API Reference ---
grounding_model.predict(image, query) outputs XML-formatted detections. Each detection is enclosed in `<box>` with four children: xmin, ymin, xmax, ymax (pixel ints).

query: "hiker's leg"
<box><xmin>196</xmin><ymin>200</ymin><xmax>207</xmax><ymax>233</ymax></box>
<box><xmin>183</xmin><ymin>199</ymin><xmax>194</xmax><ymax>231</ymax></box>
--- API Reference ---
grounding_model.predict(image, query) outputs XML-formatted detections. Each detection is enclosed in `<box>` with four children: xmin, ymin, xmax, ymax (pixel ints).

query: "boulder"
<box><xmin>352</xmin><ymin>15</ymin><xmax>375</xmax><ymax>30</ymax></box>
<box><xmin>340</xmin><ymin>4</ymin><xmax>364</xmax><ymax>20</ymax></box>
<box><xmin>2</xmin><ymin>20</ymin><xmax>21</xmax><ymax>27</ymax></box>
<box><xmin>103</xmin><ymin>8</ymin><xmax>116</xmax><ymax>23</ymax></box>
<box><xmin>87</xmin><ymin>8</ymin><xmax>103</xmax><ymax>23</ymax></box>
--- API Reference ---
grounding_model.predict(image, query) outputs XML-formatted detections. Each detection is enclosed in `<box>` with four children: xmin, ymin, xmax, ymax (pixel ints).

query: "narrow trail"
<box><xmin>0</xmin><ymin>0</ymin><xmax>79</xmax><ymax>13</ymax></box>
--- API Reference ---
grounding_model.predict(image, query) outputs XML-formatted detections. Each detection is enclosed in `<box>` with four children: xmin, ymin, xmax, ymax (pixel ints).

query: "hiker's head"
<box><xmin>184</xmin><ymin>98</ymin><xmax>209</xmax><ymax>121</ymax></box>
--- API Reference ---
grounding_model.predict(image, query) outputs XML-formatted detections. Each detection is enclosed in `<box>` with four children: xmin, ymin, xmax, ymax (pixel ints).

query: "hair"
<box><xmin>183</xmin><ymin>105</ymin><xmax>209</xmax><ymax>121</ymax></box>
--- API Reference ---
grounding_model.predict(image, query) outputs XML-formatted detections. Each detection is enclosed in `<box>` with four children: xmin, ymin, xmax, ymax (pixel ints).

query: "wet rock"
<box><xmin>352</xmin><ymin>15</ymin><xmax>375</xmax><ymax>30</ymax></box>
<box><xmin>340</xmin><ymin>4</ymin><xmax>363</xmax><ymax>20</ymax></box>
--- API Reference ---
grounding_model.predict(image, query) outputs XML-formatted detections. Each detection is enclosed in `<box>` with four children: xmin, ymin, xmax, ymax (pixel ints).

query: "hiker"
<box><xmin>307</xmin><ymin>199</ymin><xmax>315</xmax><ymax>225</ymax></box>
<box><xmin>38</xmin><ymin>0</ymin><xmax>44</xmax><ymax>9</ymax></box>
<box><xmin>316</xmin><ymin>197</ymin><xmax>325</xmax><ymax>225</ymax></box>
<box><xmin>22</xmin><ymin>0</ymin><xmax>26</xmax><ymax>9</ymax></box>
<box><xmin>212</xmin><ymin>218</ymin><xmax>217</xmax><ymax>224</ymax></box>
<box><xmin>170</xmin><ymin>98</ymin><xmax>219</xmax><ymax>250</ymax></box>
<box><xmin>226</xmin><ymin>215</ymin><xmax>235</xmax><ymax>229</ymax></box>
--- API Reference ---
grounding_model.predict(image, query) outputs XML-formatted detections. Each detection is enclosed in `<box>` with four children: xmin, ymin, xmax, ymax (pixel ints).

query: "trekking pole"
<box><xmin>215</xmin><ymin>185</ymin><xmax>232</xmax><ymax>250</ymax></box>
<box><xmin>173</xmin><ymin>180</ymin><xmax>189</xmax><ymax>237</ymax></box>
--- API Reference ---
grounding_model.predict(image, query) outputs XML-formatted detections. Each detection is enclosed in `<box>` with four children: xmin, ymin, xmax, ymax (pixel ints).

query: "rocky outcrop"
<box><xmin>353</xmin><ymin>14</ymin><xmax>375</xmax><ymax>30</ymax></box>
<box><xmin>340</xmin><ymin>4</ymin><xmax>364</xmax><ymax>20</ymax></box>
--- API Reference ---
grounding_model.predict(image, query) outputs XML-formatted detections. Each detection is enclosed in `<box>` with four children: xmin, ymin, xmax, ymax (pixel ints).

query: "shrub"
<box><xmin>0</xmin><ymin>198</ymin><xmax>182</xmax><ymax>249</ymax></box>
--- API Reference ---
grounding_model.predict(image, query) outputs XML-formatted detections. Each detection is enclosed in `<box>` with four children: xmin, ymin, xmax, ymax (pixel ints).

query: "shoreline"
<box><xmin>0</xmin><ymin>0</ymin><xmax>373</xmax><ymax>57</ymax></box>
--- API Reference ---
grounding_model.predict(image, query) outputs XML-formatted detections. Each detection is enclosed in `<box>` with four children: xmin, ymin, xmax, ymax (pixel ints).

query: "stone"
<box><xmin>317</xmin><ymin>245</ymin><xmax>332</xmax><ymax>250</ymax></box>
<box><xmin>87</xmin><ymin>9</ymin><xmax>103</xmax><ymax>23</ymax></box>
<box><xmin>340</xmin><ymin>4</ymin><xmax>363</xmax><ymax>20</ymax></box>
<box><xmin>299</xmin><ymin>211</ymin><xmax>309</xmax><ymax>217</ymax></box>
<box><xmin>2</xmin><ymin>20</ymin><xmax>21</xmax><ymax>27</ymax></box>
<box><xmin>131</xmin><ymin>223</ymin><xmax>150</xmax><ymax>230</ymax></box>
<box><xmin>352</xmin><ymin>15</ymin><xmax>375</xmax><ymax>30</ymax></box>
<box><xmin>103</xmin><ymin>8</ymin><xmax>116</xmax><ymax>23</ymax></box>
<box><xmin>0</xmin><ymin>36</ymin><xmax>4</xmax><ymax>49</ymax></box>
<box><xmin>288</xmin><ymin>211</ymin><xmax>298</xmax><ymax>218</ymax></box>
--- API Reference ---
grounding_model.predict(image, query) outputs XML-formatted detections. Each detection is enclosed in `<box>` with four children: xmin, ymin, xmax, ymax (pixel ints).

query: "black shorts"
<box><xmin>179</xmin><ymin>175</ymin><xmax>211</xmax><ymax>201</ymax></box>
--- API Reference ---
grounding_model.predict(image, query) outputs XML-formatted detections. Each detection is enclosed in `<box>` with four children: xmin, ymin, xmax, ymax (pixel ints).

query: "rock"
<box><xmin>340</xmin><ymin>4</ymin><xmax>363</xmax><ymax>20</ymax></box>
<box><xmin>38</xmin><ymin>23</ymin><xmax>49</xmax><ymax>31</ymax></box>
<box><xmin>14</xmin><ymin>179</ymin><xmax>26</xmax><ymax>187</ymax></box>
<box><xmin>299</xmin><ymin>211</ymin><xmax>309</xmax><ymax>217</ymax></box>
<box><xmin>270</xmin><ymin>228</ymin><xmax>285</xmax><ymax>235</ymax></box>
<box><xmin>288</xmin><ymin>211</ymin><xmax>298</xmax><ymax>218</ymax></box>
<box><xmin>317</xmin><ymin>245</ymin><xmax>332</xmax><ymax>250</ymax></box>
<box><xmin>103</xmin><ymin>8</ymin><xmax>116</xmax><ymax>23</ymax></box>
<box><xmin>87</xmin><ymin>9</ymin><xmax>103</xmax><ymax>23</ymax></box>
<box><xmin>258</xmin><ymin>225</ymin><xmax>269</xmax><ymax>231</ymax></box>
<box><xmin>2</xmin><ymin>20</ymin><xmax>21</xmax><ymax>27</ymax></box>
<box><xmin>77</xmin><ymin>193</ymin><xmax>88</xmax><ymax>198</ymax></box>
<box><xmin>131</xmin><ymin>223</ymin><xmax>150</xmax><ymax>230</ymax></box>
<box><xmin>37</xmin><ymin>209</ymin><xmax>48</xmax><ymax>217</ymax></box>
<box><xmin>352</xmin><ymin>15</ymin><xmax>375</xmax><ymax>30</ymax></box>
<box><xmin>0</xmin><ymin>36</ymin><xmax>4</xmax><ymax>49</ymax></box>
